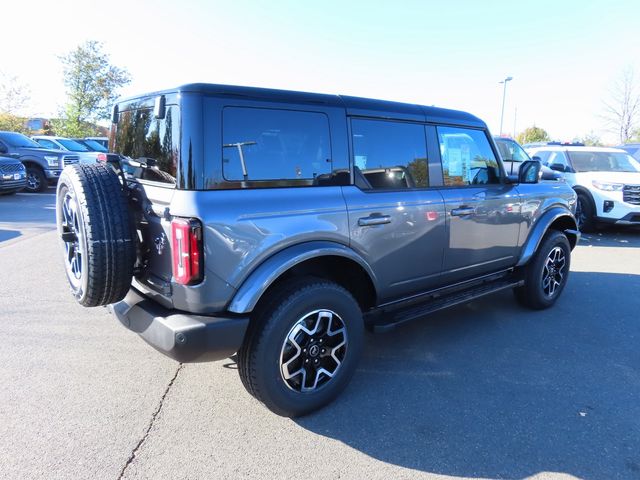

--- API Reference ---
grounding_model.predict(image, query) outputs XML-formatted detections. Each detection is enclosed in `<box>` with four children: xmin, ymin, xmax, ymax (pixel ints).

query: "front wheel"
<box><xmin>237</xmin><ymin>278</ymin><xmax>364</xmax><ymax>417</ymax></box>
<box><xmin>514</xmin><ymin>230</ymin><xmax>571</xmax><ymax>310</ymax></box>
<box><xmin>25</xmin><ymin>167</ymin><xmax>47</xmax><ymax>193</ymax></box>
<box><xmin>575</xmin><ymin>193</ymin><xmax>596</xmax><ymax>232</ymax></box>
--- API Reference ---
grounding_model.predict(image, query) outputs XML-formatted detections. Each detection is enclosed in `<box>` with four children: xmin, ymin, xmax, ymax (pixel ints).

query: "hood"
<box><xmin>575</xmin><ymin>170</ymin><xmax>640</xmax><ymax>185</ymax></box>
<box><xmin>16</xmin><ymin>147</ymin><xmax>66</xmax><ymax>156</ymax></box>
<box><xmin>0</xmin><ymin>155</ymin><xmax>24</xmax><ymax>165</ymax></box>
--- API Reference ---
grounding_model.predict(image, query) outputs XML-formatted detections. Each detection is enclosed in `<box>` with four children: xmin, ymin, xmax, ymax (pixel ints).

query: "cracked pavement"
<box><xmin>1</xmin><ymin>191</ymin><xmax>639</xmax><ymax>480</ymax></box>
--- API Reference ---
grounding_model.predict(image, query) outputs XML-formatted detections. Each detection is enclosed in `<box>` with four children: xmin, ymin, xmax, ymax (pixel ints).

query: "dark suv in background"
<box><xmin>56</xmin><ymin>84</ymin><xmax>579</xmax><ymax>416</ymax></box>
<box><xmin>0</xmin><ymin>131</ymin><xmax>80</xmax><ymax>192</ymax></box>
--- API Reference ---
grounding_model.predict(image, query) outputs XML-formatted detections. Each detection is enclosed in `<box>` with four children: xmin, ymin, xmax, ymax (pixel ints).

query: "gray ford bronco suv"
<box><xmin>56</xmin><ymin>84</ymin><xmax>579</xmax><ymax>417</ymax></box>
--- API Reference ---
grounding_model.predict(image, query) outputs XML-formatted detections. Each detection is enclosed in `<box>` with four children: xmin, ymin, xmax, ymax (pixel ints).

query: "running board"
<box><xmin>369</xmin><ymin>279</ymin><xmax>524</xmax><ymax>333</ymax></box>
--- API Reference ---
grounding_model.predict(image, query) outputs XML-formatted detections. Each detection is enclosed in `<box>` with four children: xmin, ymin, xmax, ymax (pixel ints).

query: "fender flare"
<box><xmin>227</xmin><ymin>241</ymin><xmax>378</xmax><ymax>314</ymax></box>
<box><xmin>516</xmin><ymin>207</ymin><xmax>579</xmax><ymax>267</ymax></box>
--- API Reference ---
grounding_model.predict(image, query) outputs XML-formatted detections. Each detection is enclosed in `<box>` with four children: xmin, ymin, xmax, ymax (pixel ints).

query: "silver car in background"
<box><xmin>31</xmin><ymin>136</ymin><xmax>103</xmax><ymax>164</ymax></box>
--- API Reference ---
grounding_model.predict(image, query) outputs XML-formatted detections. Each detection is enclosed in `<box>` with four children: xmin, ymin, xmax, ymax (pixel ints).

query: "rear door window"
<box><xmin>222</xmin><ymin>107</ymin><xmax>332</xmax><ymax>185</ymax></box>
<box><xmin>351</xmin><ymin>118</ymin><xmax>429</xmax><ymax>189</ymax></box>
<box><xmin>437</xmin><ymin>127</ymin><xmax>501</xmax><ymax>186</ymax></box>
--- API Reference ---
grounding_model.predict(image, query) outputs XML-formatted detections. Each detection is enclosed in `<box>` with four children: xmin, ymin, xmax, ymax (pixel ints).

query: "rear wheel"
<box><xmin>514</xmin><ymin>230</ymin><xmax>571</xmax><ymax>310</ymax></box>
<box><xmin>56</xmin><ymin>164</ymin><xmax>136</xmax><ymax>307</ymax></box>
<box><xmin>25</xmin><ymin>167</ymin><xmax>47</xmax><ymax>193</ymax></box>
<box><xmin>238</xmin><ymin>278</ymin><xmax>364</xmax><ymax>417</ymax></box>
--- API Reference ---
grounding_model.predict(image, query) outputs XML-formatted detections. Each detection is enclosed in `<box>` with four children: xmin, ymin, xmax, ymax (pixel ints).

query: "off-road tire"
<box><xmin>514</xmin><ymin>230</ymin><xmax>571</xmax><ymax>310</ymax></box>
<box><xmin>237</xmin><ymin>278</ymin><xmax>364</xmax><ymax>417</ymax></box>
<box><xmin>25</xmin><ymin>166</ymin><xmax>47</xmax><ymax>193</ymax></box>
<box><xmin>56</xmin><ymin>164</ymin><xmax>136</xmax><ymax>307</ymax></box>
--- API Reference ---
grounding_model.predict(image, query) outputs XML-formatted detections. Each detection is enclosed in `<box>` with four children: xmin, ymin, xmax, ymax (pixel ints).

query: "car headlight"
<box><xmin>44</xmin><ymin>155</ymin><xmax>60</xmax><ymax>167</ymax></box>
<box><xmin>592</xmin><ymin>180</ymin><xmax>623</xmax><ymax>191</ymax></box>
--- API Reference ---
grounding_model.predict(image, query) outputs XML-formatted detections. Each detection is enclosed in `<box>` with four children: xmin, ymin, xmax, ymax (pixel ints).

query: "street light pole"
<box><xmin>499</xmin><ymin>76</ymin><xmax>513</xmax><ymax>136</ymax></box>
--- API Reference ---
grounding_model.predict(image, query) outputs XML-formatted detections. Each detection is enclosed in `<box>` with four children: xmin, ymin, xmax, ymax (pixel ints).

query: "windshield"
<box><xmin>79</xmin><ymin>139</ymin><xmax>108</xmax><ymax>152</ymax></box>
<box><xmin>567</xmin><ymin>151</ymin><xmax>640</xmax><ymax>173</ymax></box>
<box><xmin>0</xmin><ymin>132</ymin><xmax>41</xmax><ymax>148</ymax></box>
<box><xmin>57</xmin><ymin>139</ymin><xmax>91</xmax><ymax>152</ymax></box>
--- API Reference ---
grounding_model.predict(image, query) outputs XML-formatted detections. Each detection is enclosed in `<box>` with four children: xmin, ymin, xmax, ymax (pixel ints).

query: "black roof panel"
<box><xmin>118</xmin><ymin>83</ymin><xmax>486</xmax><ymax>127</ymax></box>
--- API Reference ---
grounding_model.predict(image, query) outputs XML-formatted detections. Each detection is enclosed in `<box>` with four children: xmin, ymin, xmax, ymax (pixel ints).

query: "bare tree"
<box><xmin>0</xmin><ymin>71</ymin><xmax>31</xmax><ymax>114</ymax></box>
<box><xmin>603</xmin><ymin>68</ymin><xmax>640</xmax><ymax>144</ymax></box>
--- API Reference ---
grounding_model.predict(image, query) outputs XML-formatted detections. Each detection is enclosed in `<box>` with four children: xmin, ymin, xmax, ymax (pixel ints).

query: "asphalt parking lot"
<box><xmin>1</xmin><ymin>190</ymin><xmax>639</xmax><ymax>480</ymax></box>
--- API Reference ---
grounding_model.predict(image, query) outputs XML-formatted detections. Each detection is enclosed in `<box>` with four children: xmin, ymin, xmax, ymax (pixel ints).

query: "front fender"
<box><xmin>516</xmin><ymin>207</ymin><xmax>579</xmax><ymax>267</ymax></box>
<box><xmin>227</xmin><ymin>241</ymin><xmax>378</xmax><ymax>314</ymax></box>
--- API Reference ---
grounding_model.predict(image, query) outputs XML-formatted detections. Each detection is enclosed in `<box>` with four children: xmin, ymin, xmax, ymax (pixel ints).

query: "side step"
<box><xmin>370</xmin><ymin>279</ymin><xmax>524</xmax><ymax>333</ymax></box>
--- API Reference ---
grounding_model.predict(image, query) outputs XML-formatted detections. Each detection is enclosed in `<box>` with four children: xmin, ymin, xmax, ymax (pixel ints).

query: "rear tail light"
<box><xmin>171</xmin><ymin>218</ymin><xmax>203</xmax><ymax>285</ymax></box>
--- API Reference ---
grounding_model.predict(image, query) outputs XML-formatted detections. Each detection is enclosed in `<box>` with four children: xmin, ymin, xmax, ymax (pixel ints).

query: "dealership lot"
<box><xmin>1</xmin><ymin>191</ymin><xmax>639</xmax><ymax>480</ymax></box>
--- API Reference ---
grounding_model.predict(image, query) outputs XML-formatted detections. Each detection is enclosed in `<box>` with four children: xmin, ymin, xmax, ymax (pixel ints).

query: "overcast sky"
<box><xmin>3</xmin><ymin>0</ymin><xmax>639</xmax><ymax>143</ymax></box>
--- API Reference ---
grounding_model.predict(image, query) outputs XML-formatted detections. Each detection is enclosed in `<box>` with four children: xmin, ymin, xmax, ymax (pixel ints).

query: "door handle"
<box><xmin>451</xmin><ymin>207</ymin><xmax>475</xmax><ymax>217</ymax></box>
<box><xmin>358</xmin><ymin>214</ymin><xmax>391</xmax><ymax>226</ymax></box>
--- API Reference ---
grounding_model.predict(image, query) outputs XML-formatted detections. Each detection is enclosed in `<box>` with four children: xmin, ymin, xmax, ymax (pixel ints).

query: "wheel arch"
<box><xmin>516</xmin><ymin>207</ymin><xmax>579</xmax><ymax>267</ymax></box>
<box><xmin>21</xmin><ymin>158</ymin><xmax>45</xmax><ymax>170</ymax></box>
<box><xmin>573</xmin><ymin>185</ymin><xmax>596</xmax><ymax>210</ymax></box>
<box><xmin>227</xmin><ymin>241</ymin><xmax>379</xmax><ymax>314</ymax></box>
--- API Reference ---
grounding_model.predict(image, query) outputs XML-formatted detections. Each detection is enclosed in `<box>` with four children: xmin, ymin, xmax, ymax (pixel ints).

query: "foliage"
<box><xmin>576</xmin><ymin>131</ymin><xmax>603</xmax><ymax>146</ymax></box>
<box><xmin>55</xmin><ymin>40</ymin><xmax>130</xmax><ymax>137</ymax></box>
<box><xmin>516</xmin><ymin>126</ymin><xmax>550</xmax><ymax>145</ymax></box>
<box><xmin>602</xmin><ymin>67</ymin><xmax>640</xmax><ymax>144</ymax></box>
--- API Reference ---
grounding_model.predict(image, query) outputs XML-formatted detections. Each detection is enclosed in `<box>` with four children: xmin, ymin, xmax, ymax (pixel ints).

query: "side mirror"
<box><xmin>518</xmin><ymin>160</ymin><xmax>541</xmax><ymax>184</ymax></box>
<box><xmin>531</xmin><ymin>155</ymin><xmax>542</xmax><ymax>162</ymax></box>
<box><xmin>549</xmin><ymin>163</ymin><xmax>566</xmax><ymax>172</ymax></box>
<box><xmin>0</xmin><ymin>143</ymin><xmax>7</xmax><ymax>154</ymax></box>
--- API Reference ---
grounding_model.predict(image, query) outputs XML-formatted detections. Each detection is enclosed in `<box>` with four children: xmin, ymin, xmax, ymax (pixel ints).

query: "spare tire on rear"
<box><xmin>56</xmin><ymin>163</ymin><xmax>136</xmax><ymax>307</ymax></box>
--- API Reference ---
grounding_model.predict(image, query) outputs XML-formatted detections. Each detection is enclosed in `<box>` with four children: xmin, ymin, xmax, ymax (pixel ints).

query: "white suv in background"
<box><xmin>525</xmin><ymin>145</ymin><xmax>640</xmax><ymax>231</ymax></box>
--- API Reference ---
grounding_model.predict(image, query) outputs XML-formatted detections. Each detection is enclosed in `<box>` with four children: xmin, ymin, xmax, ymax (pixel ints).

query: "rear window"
<box><xmin>222</xmin><ymin>107</ymin><xmax>332</xmax><ymax>186</ymax></box>
<box><xmin>112</xmin><ymin>105</ymin><xmax>180</xmax><ymax>185</ymax></box>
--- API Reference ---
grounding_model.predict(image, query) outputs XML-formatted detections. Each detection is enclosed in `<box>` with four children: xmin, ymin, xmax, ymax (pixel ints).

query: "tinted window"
<box><xmin>567</xmin><ymin>151</ymin><xmax>640</xmax><ymax>173</ymax></box>
<box><xmin>222</xmin><ymin>107</ymin><xmax>332</xmax><ymax>185</ymax></box>
<box><xmin>58</xmin><ymin>139</ymin><xmax>90</xmax><ymax>152</ymax></box>
<box><xmin>351</xmin><ymin>119</ymin><xmax>428</xmax><ymax>189</ymax></box>
<box><xmin>0</xmin><ymin>132</ymin><xmax>41</xmax><ymax>148</ymax></box>
<box><xmin>35</xmin><ymin>139</ymin><xmax>58</xmax><ymax>149</ymax></box>
<box><xmin>548</xmin><ymin>151</ymin><xmax>568</xmax><ymax>169</ymax></box>
<box><xmin>530</xmin><ymin>150</ymin><xmax>551</xmax><ymax>164</ymax></box>
<box><xmin>437</xmin><ymin>127</ymin><xmax>500</xmax><ymax>186</ymax></box>
<box><xmin>113</xmin><ymin>105</ymin><xmax>179</xmax><ymax>185</ymax></box>
<box><xmin>496</xmin><ymin>139</ymin><xmax>529</xmax><ymax>162</ymax></box>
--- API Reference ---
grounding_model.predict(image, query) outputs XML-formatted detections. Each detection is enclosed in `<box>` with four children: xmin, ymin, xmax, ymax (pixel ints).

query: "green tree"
<box><xmin>516</xmin><ymin>126</ymin><xmax>550</xmax><ymax>145</ymax></box>
<box><xmin>54</xmin><ymin>40</ymin><xmax>130</xmax><ymax>137</ymax></box>
<box><xmin>575</xmin><ymin>131</ymin><xmax>603</xmax><ymax>146</ymax></box>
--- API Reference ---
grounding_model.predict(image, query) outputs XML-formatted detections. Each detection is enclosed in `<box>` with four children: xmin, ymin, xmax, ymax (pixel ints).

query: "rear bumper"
<box><xmin>109</xmin><ymin>289</ymin><xmax>249</xmax><ymax>363</ymax></box>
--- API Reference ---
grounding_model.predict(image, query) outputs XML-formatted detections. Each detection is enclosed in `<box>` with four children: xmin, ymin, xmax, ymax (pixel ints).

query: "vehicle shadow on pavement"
<box><xmin>579</xmin><ymin>226</ymin><xmax>640</xmax><ymax>248</ymax></box>
<box><xmin>296</xmin><ymin>271</ymin><xmax>640</xmax><ymax>480</ymax></box>
<box><xmin>0</xmin><ymin>229</ymin><xmax>20</xmax><ymax>243</ymax></box>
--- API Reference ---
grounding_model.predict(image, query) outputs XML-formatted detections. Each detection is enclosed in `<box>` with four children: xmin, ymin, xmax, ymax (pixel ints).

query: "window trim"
<box><xmin>347</xmin><ymin>116</ymin><xmax>434</xmax><ymax>193</ymax></box>
<box><xmin>220</xmin><ymin>105</ymin><xmax>334</xmax><ymax>187</ymax></box>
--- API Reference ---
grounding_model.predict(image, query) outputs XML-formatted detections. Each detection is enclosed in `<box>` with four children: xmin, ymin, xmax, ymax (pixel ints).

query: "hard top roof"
<box><xmin>117</xmin><ymin>83</ymin><xmax>486</xmax><ymax>127</ymax></box>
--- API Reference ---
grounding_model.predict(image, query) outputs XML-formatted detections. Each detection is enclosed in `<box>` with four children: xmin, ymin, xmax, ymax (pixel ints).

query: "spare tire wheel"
<box><xmin>56</xmin><ymin>164</ymin><xmax>136</xmax><ymax>307</ymax></box>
